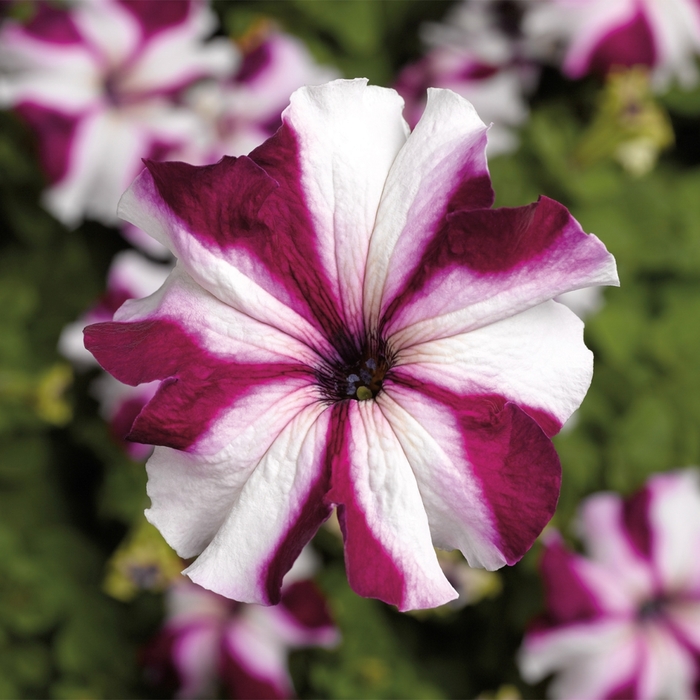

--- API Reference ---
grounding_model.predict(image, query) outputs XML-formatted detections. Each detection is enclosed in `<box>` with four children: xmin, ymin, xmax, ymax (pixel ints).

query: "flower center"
<box><xmin>104</xmin><ymin>72</ymin><xmax>124</xmax><ymax>106</ymax></box>
<box><xmin>345</xmin><ymin>354</ymin><xmax>389</xmax><ymax>401</ymax></box>
<box><xmin>637</xmin><ymin>596</ymin><xmax>666</xmax><ymax>621</ymax></box>
<box><xmin>316</xmin><ymin>335</ymin><xmax>394</xmax><ymax>403</ymax></box>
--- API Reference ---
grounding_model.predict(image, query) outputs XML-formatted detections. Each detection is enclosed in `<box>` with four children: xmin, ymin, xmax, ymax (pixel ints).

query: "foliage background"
<box><xmin>2</xmin><ymin>0</ymin><xmax>700</xmax><ymax>698</ymax></box>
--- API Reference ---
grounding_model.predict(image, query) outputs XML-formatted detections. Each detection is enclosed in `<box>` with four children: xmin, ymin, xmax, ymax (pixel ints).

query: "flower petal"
<box><xmin>396</xmin><ymin>300</ymin><xmax>593</xmax><ymax>436</ymax></box>
<box><xmin>364</xmin><ymin>87</ymin><xmax>492</xmax><ymax>328</ymax></box>
<box><xmin>576</xmin><ymin>492</ymin><xmax>655</xmax><ymax>601</ymax></box>
<box><xmin>278</xmin><ymin>580</ymin><xmax>338</xmax><ymax>646</ymax></box>
<box><xmin>324</xmin><ymin>401</ymin><xmax>457</xmax><ymax>611</ymax></box>
<box><xmin>71</xmin><ymin>0</ymin><xmax>140</xmax><ymax>68</ymax></box>
<box><xmin>44</xmin><ymin>110</ymin><xmax>150</xmax><ymax>225</ymax></box>
<box><xmin>518</xmin><ymin>619</ymin><xmax>639</xmax><ymax>700</ymax></box>
<box><xmin>636</xmin><ymin>624</ymin><xmax>698</xmax><ymax>700</ymax></box>
<box><xmin>59</xmin><ymin>249</ymin><xmax>170</xmax><ymax>367</ymax></box>
<box><xmin>21</xmin><ymin>3</ymin><xmax>82</xmax><ymax>44</ymax></box>
<box><xmin>171</xmin><ymin>623</ymin><xmax>220</xmax><ymax>700</ymax></box>
<box><xmin>221</xmin><ymin>620</ymin><xmax>290</xmax><ymax>700</ymax></box>
<box><xmin>280</xmin><ymin>79</ymin><xmax>408</xmax><ymax>339</ymax></box>
<box><xmin>72</xmin><ymin>0</ymin><xmax>141</xmax><ymax>67</ymax></box>
<box><xmin>538</xmin><ymin>532</ymin><xmax>636</xmax><ymax>620</ymax></box>
<box><xmin>383</xmin><ymin>195</ymin><xmax>618</xmax><ymax>348</ymax></box>
<box><xmin>15</xmin><ymin>103</ymin><xmax>80</xmax><ymax>186</ymax></box>
<box><xmin>141</xmin><ymin>620</ymin><xmax>219</xmax><ymax>699</ymax></box>
<box><xmin>85</xmin><ymin>267</ymin><xmax>318</xmax><ymax>454</ymax></box>
<box><xmin>183</xmin><ymin>403</ymin><xmax>332</xmax><ymax>605</ymax></box>
<box><xmin>645</xmin><ymin>468</ymin><xmax>700</xmax><ymax>593</ymax></box>
<box><xmin>565</xmin><ymin>5</ymin><xmax>656</xmax><ymax>78</ymax></box>
<box><xmin>379</xmin><ymin>381</ymin><xmax>560</xmax><ymax>569</ymax></box>
<box><xmin>118</xmin><ymin>78</ymin><xmax>407</xmax><ymax>352</ymax></box>
<box><xmin>0</xmin><ymin>22</ymin><xmax>98</xmax><ymax>111</ymax></box>
<box><xmin>118</xmin><ymin>0</ymin><xmax>190</xmax><ymax>39</ymax></box>
<box><xmin>119</xmin><ymin>154</ymin><xmax>334</xmax><ymax>355</ymax></box>
<box><xmin>123</xmin><ymin>2</ymin><xmax>237</xmax><ymax>94</ymax></box>
<box><xmin>538</xmin><ymin>533</ymin><xmax>603</xmax><ymax>623</ymax></box>
<box><xmin>666</xmin><ymin>600</ymin><xmax>700</xmax><ymax>653</ymax></box>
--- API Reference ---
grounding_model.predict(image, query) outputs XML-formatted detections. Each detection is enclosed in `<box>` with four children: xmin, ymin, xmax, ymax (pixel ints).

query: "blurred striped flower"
<box><xmin>524</xmin><ymin>0</ymin><xmax>700</xmax><ymax>89</ymax></box>
<box><xmin>142</xmin><ymin>549</ymin><xmax>338</xmax><ymax>700</ymax></box>
<box><xmin>396</xmin><ymin>0</ymin><xmax>536</xmax><ymax>156</ymax></box>
<box><xmin>519</xmin><ymin>469</ymin><xmax>700</xmax><ymax>699</ymax></box>
<box><xmin>0</xmin><ymin>0</ymin><xmax>236</xmax><ymax>225</ymax></box>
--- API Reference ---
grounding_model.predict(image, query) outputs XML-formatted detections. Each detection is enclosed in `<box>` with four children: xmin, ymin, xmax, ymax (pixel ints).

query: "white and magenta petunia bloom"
<box><xmin>84</xmin><ymin>79</ymin><xmax>618</xmax><ymax>611</ymax></box>
<box><xmin>142</xmin><ymin>551</ymin><xmax>338</xmax><ymax>699</ymax></box>
<box><xmin>524</xmin><ymin>0</ymin><xmax>700</xmax><ymax>89</ymax></box>
<box><xmin>0</xmin><ymin>0</ymin><xmax>236</xmax><ymax>225</ymax></box>
<box><xmin>518</xmin><ymin>468</ymin><xmax>700</xmax><ymax>699</ymax></box>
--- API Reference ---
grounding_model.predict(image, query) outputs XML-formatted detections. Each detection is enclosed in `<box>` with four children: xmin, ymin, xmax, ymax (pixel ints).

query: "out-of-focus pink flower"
<box><xmin>122</xmin><ymin>25</ymin><xmax>337</xmax><ymax>259</ymax></box>
<box><xmin>396</xmin><ymin>0</ymin><xmax>537</xmax><ymax>155</ymax></box>
<box><xmin>525</xmin><ymin>0</ymin><xmax>700</xmax><ymax>89</ymax></box>
<box><xmin>0</xmin><ymin>0</ymin><xmax>236</xmax><ymax>225</ymax></box>
<box><xmin>142</xmin><ymin>550</ymin><xmax>338</xmax><ymax>700</ymax></box>
<box><xmin>59</xmin><ymin>249</ymin><xmax>170</xmax><ymax>459</ymax></box>
<box><xmin>519</xmin><ymin>468</ymin><xmax>700</xmax><ymax>699</ymax></box>
<box><xmin>91</xmin><ymin>374</ymin><xmax>159</xmax><ymax>460</ymax></box>
<box><xmin>60</xmin><ymin>249</ymin><xmax>171</xmax><ymax>366</ymax></box>
<box><xmin>176</xmin><ymin>28</ymin><xmax>339</xmax><ymax>165</ymax></box>
<box><xmin>85</xmin><ymin>79</ymin><xmax>618</xmax><ymax>611</ymax></box>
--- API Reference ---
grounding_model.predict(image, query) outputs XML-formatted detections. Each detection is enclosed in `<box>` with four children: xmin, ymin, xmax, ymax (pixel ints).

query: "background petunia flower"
<box><xmin>0</xmin><ymin>0</ymin><xmax>236</xmax><ymax>225</ymax></box>
<box><xmin>396</xmin><ymin>0</ymin><xmax>537</xmax><ymax>155</ymax></box>
<box><xmin>60</xmin><ymin>249</ymin><xmax>171</xmax><ymax>368</ymax></box>
<box><xmin>85</xmin><ymin>78</ymin><xmax>618</xmax><ymax>611</ymax></box>
<box><xmin>524</xmin><ymin>0</ymin><xmax>700</xmax><ymax>89</ymax></box>
<box><xmin>59</xmin><ymin>249</ymin><xmax>170</xmax><ymax>459</ymax></box>
<box><xmin>518</xmin><ymin>468</ymin><xmax>700</xmax><ymax>699</ymax></box>
<box><xmin>175</xmin><ymin>26</ymin><xmax>339</xmax><ymax>167</ymax></box>
<box><xmin>141</xmin><ymin>548</ymin><xmax>338</xmax><ymax>700</ymax></box>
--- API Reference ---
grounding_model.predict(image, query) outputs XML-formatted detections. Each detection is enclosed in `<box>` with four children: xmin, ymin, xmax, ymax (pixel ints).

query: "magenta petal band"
<box><xmin>85</xmin><ymin>79</ymin><xmax>618</xmax><ymax>610</ymax></box>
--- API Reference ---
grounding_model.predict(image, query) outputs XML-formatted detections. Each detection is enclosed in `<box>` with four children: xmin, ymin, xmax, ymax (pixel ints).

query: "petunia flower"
<box><xmin>524</xmin><ymin>0</ymin><xmax>700</xmax><ymax>89</ymax></box>
<box><xmin>396</xmin><ymin>0</ymin><xmax>537</xmax><ymax>155</ymax></box>
<box><xmin>0</xmin><ymin>0</ymin><xmax>236</xmax><ymax>225</ymax></box>
<box><xmin>175</xmin><ymin>26</ymin><xmax>339</xmax><ymax>167</ymax></box>
<box><xmin>518</xmin><ymin>468</ymin><xmax>700</xmax><ymax>699</ymax></box>
<box><xmin>142</xmin><ymin>548</ymin><xmax>338</xmax><ymax>699</ymax></box>
<box><xmin>85</xmin><ymin>78</ymin><xmax>618</xmax><ymax>611</ymax></box>
<box><xmin>395</xmin><ymin>49</ymin><xmax>530</xmax><ymax>156</ymax></box>
<box><xmin>59</xmin><ymin>249</ymin><xmax>170</xmax><ymax>459</ymax></box>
